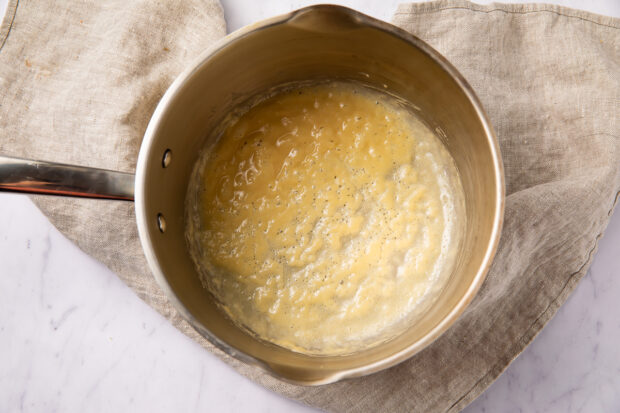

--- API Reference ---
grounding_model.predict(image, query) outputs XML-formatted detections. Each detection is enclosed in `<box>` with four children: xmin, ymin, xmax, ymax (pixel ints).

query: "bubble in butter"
<box><xmin>186</xmin><ymin>81</ymin><xmax>464</xmax><ymax>355</ymax></box>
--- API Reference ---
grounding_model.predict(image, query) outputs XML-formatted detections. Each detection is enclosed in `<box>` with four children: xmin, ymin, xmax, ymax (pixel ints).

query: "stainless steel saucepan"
<box><xmin>0</xmin><ymin>5</ymin><xmax>504</xmax><ymax>385</ymax></box>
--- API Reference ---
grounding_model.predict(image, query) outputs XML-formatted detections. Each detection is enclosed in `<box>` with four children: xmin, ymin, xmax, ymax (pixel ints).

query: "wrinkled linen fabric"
<box><xmin>0</xmin><ymin>1</ymin><xmax>618</xmax><ymax>412</ymax></box>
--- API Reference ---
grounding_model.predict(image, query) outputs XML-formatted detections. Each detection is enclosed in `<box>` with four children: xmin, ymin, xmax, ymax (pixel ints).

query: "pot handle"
<box><xmin>0</xmin><ymin>155</ymin><xmax>134</xmax><ymax>201</ymax></box>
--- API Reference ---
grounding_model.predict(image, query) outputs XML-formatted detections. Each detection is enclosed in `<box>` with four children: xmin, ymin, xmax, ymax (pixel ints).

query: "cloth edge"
<box><xmin>450</xmin><ymin>188</ymin><xmax>620</xmax><ymax>412</ymax></box>
<box><xmin>0</xmin><ymin>0</ymin><xmax>18</xmax><ymax>51</ymax></box>
<box><xmin>394</xmin><ymin>1</ymin><xmax>620</xmax><ymax>29</ymax></box>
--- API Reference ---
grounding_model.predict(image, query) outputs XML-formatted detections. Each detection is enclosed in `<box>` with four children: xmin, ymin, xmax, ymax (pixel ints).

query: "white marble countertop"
<box><xmin>1</xmin><ymin>1</ymin><xmax>618</xmax><ymax>412</ymax></box>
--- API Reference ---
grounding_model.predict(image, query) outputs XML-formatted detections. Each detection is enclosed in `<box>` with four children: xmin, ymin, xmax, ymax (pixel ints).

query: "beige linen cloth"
<box><xmin>1</xmin><ymin>0</ymin><xmax>619</xmax><ymax>411</ymax></box>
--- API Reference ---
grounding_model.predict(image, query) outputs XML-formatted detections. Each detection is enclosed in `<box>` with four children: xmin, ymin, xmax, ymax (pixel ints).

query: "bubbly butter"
<box><xmin>186</xmin><ymin>81</ymin><xmax>464</xmax><ymax>355</ymax></box>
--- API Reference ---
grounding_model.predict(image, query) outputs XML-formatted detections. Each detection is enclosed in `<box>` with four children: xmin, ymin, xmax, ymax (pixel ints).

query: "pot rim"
<box><xmin>135</xmin><ymin>4</ymin><xmax>505</xmax><ymax>385</ymax></box>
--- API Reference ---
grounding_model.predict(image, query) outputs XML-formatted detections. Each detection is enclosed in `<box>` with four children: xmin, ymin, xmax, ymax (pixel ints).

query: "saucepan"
<box><xmin>0</xmin><ymin>5</ymin><xmax>504</xmax><ymax>384</ymax></box>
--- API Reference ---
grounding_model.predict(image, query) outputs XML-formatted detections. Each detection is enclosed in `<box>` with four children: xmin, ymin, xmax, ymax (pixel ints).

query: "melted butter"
<box><xmin>186</xmin><ymin>82</ymin><xmax>464</xmax><ymax>355</ymax></box>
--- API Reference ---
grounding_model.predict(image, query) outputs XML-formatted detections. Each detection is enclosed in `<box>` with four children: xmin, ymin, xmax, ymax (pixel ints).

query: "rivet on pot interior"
<box><xmin>162</xmin><ymin>149</ymin><xmax>172</xmax><ymax>168</ymax></box>
<box><xmin>157</xmin><ymin>213</ymin><xmax>166</xmax><ymax>233</ymax></box>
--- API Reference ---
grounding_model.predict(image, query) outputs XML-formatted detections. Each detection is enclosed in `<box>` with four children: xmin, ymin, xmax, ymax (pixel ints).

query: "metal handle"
<box><xmin>0</xmin><ymin>155</ymin><xmax>134</xmax><ymax>201</ymax></box>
